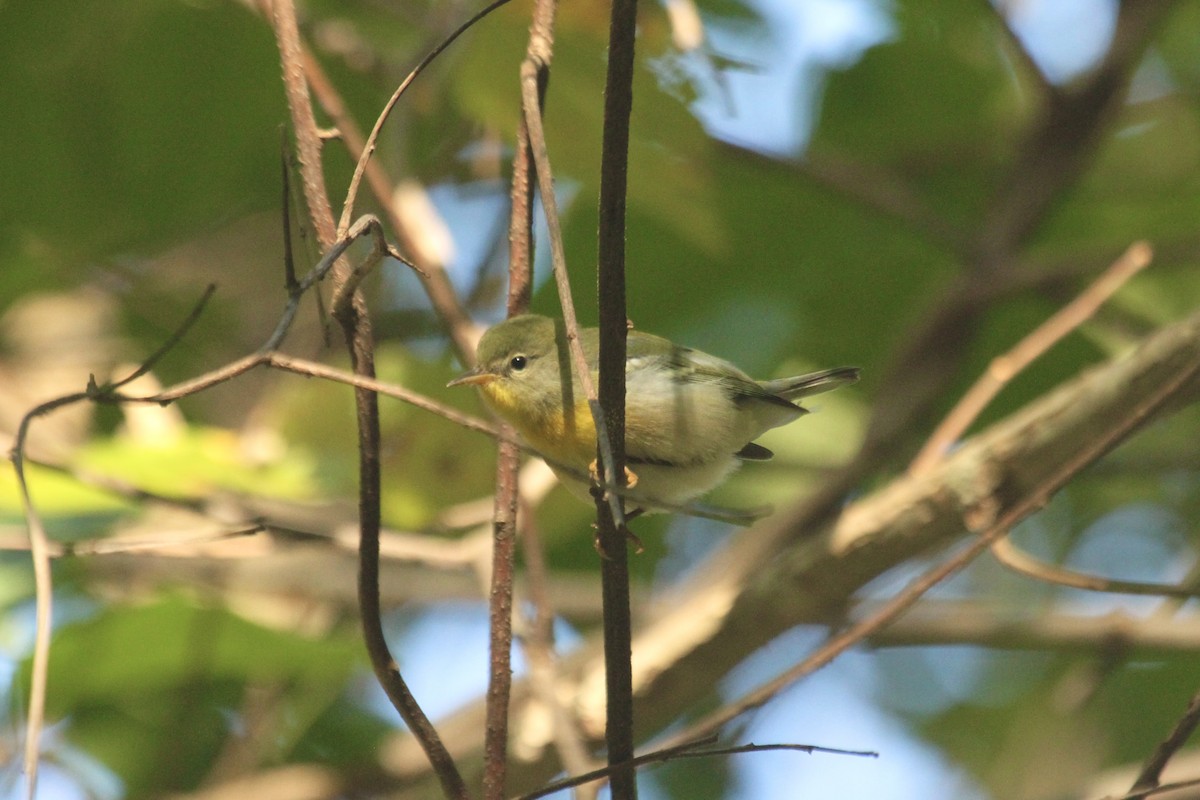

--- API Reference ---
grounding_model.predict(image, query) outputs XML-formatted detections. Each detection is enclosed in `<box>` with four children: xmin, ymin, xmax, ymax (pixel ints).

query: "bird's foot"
<box><xmin>588</xmin><ymin>458</ymin><xmax>638</xmax><ymax>489</ymax></box>
<box><xmin>592</xmin><ymin>520</ymin><xmax>645</xmax><ymax>558</ymax></box>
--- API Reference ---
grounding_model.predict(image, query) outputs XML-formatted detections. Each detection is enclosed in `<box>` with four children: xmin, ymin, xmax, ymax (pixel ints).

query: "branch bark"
<box><xmin>595</xmin><ymin>0</ymin><xmax>638</xmax><ymax>795</ymax></box>
<box><xmin>270</xmin><ymin>2</ymin><xmax>467</xmax><ymax>797</ymax></box>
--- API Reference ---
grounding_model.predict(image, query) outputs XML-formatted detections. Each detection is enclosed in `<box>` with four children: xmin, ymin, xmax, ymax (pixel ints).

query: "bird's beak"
<box><xmin>447</xmin><ymin>367</ymin><xmax>496</xmax><ymax>388</ymax></box>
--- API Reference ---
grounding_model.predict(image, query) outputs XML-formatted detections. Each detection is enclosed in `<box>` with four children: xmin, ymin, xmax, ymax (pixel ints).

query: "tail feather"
<box><xmin>759</xmin><ymin>366</ymin><xmax>860</xmax><ymax>400</ymax></box>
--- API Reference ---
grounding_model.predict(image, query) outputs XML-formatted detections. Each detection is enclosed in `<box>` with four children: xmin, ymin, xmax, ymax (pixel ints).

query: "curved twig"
<box><xmin>990</xmin><ymin>535</ymin><xmax>1200</xmax><ymax>600</ymax></box>
<box><xmin>910</xmin><ymin>241</ymin><xmax>1152</xmax><ymax>475</ymax></box>
<box><xmin>337</xmin><ymin>0</ymin><xmax>515</xmax><ymax>239</ymax></box>
<box><xmin>9</xmin><ymin>282</ymin><xmax>218</xmax><ymax>800</ymax></box>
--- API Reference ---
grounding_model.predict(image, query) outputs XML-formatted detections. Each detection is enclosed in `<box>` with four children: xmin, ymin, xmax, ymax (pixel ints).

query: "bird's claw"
<box><xmin>592</xmin><ymin>522</ymin><xmax>645</xmax><ymax>558</ymax></box>
<box><xmin>588</xmin><ymin>458</ymin><xmax>638</xmax><ymax>489</ymax></box>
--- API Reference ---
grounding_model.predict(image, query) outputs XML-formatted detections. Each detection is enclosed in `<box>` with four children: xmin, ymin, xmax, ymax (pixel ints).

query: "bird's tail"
<box><xmin>759</xmin><ymin>366</ymin><xmax>860</xmax><ymax>400</ymax></box>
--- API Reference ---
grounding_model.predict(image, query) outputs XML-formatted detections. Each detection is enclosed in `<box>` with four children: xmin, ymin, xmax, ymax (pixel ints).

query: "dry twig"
<box><xmin>1126</xmin><ymin>690</ymin><xmax>1200</xmax><ymax>798</ymax></box>
<box><xmin>910</xmin><ymin>241</ymin><xmax>1153</xmax><ymax>474</ymax></box>
<box><xmin>989</xmin><ymin>535</ymin><xmax>1200</xmax><ymax>600</ymax></box>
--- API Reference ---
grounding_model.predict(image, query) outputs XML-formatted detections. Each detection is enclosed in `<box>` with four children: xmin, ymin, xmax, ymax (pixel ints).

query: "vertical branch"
<box><xmin>300</xmin><ymin>44</ymin><xmax>478</xmax><ymax>360</ymax></box>
<box><xmin>271</xmin><ymin>0</ymin><xmax>336</xmax><ymax>248</ymax></box>
<box><xmin>520</xmin><ymin>66</ymin><xmax>630</xmax><ymax>530</ymax></box>
<box><xmin>483</xmin><ymin>432</ymin><xmax>520</xmax><ymax>800</ymax></box>
<box><xmin>269</xmin><ymin>3</ymin><xmax>468</xmax><ymax>799</ymax></box>
<box><xmin>483</xmin><ymin>4</ymin><xmax>557</xmax><ymax>797</ymax></box>
<box><xmin>12</xmin><ymin>394</ymin><xmax>85</xmax><ymax>800</ymax></box>
<box><xmin>595</xmin><ymin>0</ymin><xmax>638</xmax><ymax>796</ymax></box>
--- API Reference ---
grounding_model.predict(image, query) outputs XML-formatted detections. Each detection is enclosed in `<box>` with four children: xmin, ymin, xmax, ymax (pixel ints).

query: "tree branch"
<box><xmin>269</xmin><ymin>2</ymin><xmax>467</xmax><ymax>797</ymax></box>
<box><xmin>388</xmin><ymin>307</ymin><xmax>1200</xmax><ymax>794</ymax></box>
<box><xmin>481</xmin><ymin>0</ymin><xmax>559</xmax><ymax>796</ymax></box>
<box><xmin>909</xmin><ymin>241</ymin><xmax>1152</xmax><ymax>474</ymax></box>
<box><xmin>1128</xmin><ymin>689</ymin><xmax>1200</xmax><ymax>797</ymax></box>
<box><xmin>595</xmin><ymin>0</ymin><xmax>638</xmax><ymax>795</ymax></box>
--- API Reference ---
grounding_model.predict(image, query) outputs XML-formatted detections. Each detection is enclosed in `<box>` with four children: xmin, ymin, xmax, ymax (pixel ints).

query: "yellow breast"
<box><xmin>481</xmin><ymin>384</ymin><xmax>596</xmax><ymax>466</ymax></box>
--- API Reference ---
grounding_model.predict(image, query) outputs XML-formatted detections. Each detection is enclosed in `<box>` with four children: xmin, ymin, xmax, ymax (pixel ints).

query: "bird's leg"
<box><xmin>586</xmin><ymin>459</ymin><xmax>644</xmax><ymax>556</ymax></box>
<box><xmin>592</xmin><ymin>518</ymin><xmax>645</xmax><ymax>558</ymax></box>
<box><xmin>588</xmin><ymin>458</ymin><xmax>638</xmax><ymax>488</ymax></box>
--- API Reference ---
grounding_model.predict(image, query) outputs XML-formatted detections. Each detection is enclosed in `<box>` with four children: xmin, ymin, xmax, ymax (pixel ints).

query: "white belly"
<box><xmin>550</xmin><ymin>455</ymin><xmax>742</xmax><ymax>513</ymax></box>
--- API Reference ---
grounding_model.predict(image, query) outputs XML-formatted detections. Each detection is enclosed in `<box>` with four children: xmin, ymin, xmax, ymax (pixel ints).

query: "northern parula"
<box><xmin>449</xmin><ymin>314</ymin><xmax>858</xmax><ymax>514</ymax></box>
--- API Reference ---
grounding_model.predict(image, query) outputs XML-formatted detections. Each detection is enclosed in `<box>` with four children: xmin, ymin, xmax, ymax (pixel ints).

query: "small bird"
<box><xmin>448</xmin><ymin>314</ymin><xmax>858</xmax><ymax>517</ymax></box>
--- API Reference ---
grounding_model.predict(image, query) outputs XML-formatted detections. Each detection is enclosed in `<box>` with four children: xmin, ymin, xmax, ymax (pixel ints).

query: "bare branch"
<box><xmin>1127</xmin><ymin>690</ymin><xmax>1200</xmax><ymax>797</ymax></box>
<box><xmin>336</xmin><ymin>0</ymin><xmax>515</xmax><ymax>239</ymax></box>
<box><xmin>910</xmin><ymin>241</ymin><xmax>1152</xmax><ymax>474</ymax></box>
<box><xmin>8</xmin><ymin>282</ymin><xmax>218</xmax><ymax>800</ymax></box>
<box><xmin>643</xmin><ymin>309</ymin><xmax>1200</xmax><ymax>749</ymax></box>
<box><xmin>269</xmin><ymin>2</ymin><xmax>467</xmax><ymax>796</ymax></box>
<box><xmin>518</xmin><ymin>736</ymin><xmax>876</xmax><ymax>800</ymax></box>
<box><xmin>518</xmin><ymin>58</ymin><xmax>627</xmax><ymax>532</ymax></box>
<box><xmin>989</xmin><ymin>535</ymin><xmax>1200</xmax><ymax>600</ymax></box>
<box><xmin>482</xmin><ymin>0</ymin><xmax>558</xmax><ymax>794</ymax></box>
<box><xmin>297</xmin><ymin>40</ymin><xmax>475</xmax><ymax>359</ymax></box>
<box><xmin>595</xmin><ymin>0</ymin><xmax>638</xmax><ymax>795</ymax></box>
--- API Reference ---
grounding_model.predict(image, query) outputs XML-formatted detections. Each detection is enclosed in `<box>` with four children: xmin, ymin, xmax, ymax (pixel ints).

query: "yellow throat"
<box><xmin>479</xmin><ymin>381</ymin><xmax>597</xmax><ymax>466</ymax></box>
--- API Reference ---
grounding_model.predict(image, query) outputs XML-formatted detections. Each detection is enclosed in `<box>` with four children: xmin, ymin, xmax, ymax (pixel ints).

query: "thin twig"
<box><xmin>101</xmin><ymin>285</ymin><xmax>218</xmax><ymax>392</ymax></box>
<box><xmin>910</xmin><ymin>241</ymin><xmax>1152</xmax><ymax>475</ymax></box>
<box><xmin>484</xmin><ymin>432</ymin><xmax>520</xmax><ymax>800</ymax></box>
<box><xmin>336</xmin><ymin>0</ymin><xmax>515</xmax><ymax>239</ymax></box>
<box><xmin>655</xmin><ymin>343</ymin><xmax>1200</xmax><ymax>750</ymax></box>
<box><xmin>330</xmin><ymin>219</ymin><xmax>388</xmax><ymax>319</ymax></box>
<box><xmin>280</xmin><ymin>130</ymin><xmax>300</xmax><ymax>294</ymax></box>
<box><xmin>990</xmin><ymin>535</ymin><xmax>1200</xmax><ymax>599</ymax></box>
<box><xmin>481</xmin><ymin>0</ymin><xmax>560</xmax><ymax>793</ymax></box>
<box><xmin>1127</xmin><ymin>689</ymin><xmax>1200</xmax><ymax>797</ymax></box>
<box><xmin>519</xmin><ymin>56</ymin><xmax>626</xmax><ymax>532</ymax></box>
<box><xmin>8</xmin><ymin>282</ymin><xmax>217</xmax><ymax>800</ymax></box>
<box><xmin>269</xmin><ymin>353</ymin><xmax>501</xmax><ymax>438</ymax></box>
<box><xmin>1106</xmin><ymin>776</ymin><xmax>1200</xmax><ymax>800</ymax></box>
<box><xmin>11</xmin><ymin>394</ymin><xmax>82</xmax><ymax>800</ymax></box>
<box><xmin>509</xmin><ymin>14</ymin><xmax>594</xmax><ymax>762</ymax></box>
<box><xmin>296</xmin><ymin>27</ymin><xmax>478</xmax><ymax>359</ymax></box>
<box><xmin>517</xmin><ymin>735</ymin><xmax>876</xmax><ymax>800</ymax></box>
<box><xmin>514</xmin><ymin>508</ymin><xmax>598</xmax><ymax>796</ymax></box>
<box><xmin>518</xmin><ymin>736</ymin><xmax>718</xmax><ymax>800</ymax></box>
<box><xmin>263</xmin><ymin>214</ymin><xmax>408</xmax><ymax>352</ymax></box>
<box><xmin>109</xmin><ymin>347</ymin><xmax>718</xmax><ymax>515</ymax></box>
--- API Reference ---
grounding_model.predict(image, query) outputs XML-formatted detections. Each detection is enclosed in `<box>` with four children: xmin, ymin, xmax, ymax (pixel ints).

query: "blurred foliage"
<box><xmin>0</xmin><ymin>0</ymin><xmax>1198</xmax><ymax>797</ymax></box>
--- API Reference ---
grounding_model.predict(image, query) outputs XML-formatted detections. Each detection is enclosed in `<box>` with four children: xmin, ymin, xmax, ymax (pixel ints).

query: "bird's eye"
<box><xmin>509</xmin><ymin>355</ymin><xmax>528</xmax><ymax>372</ymax></box>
